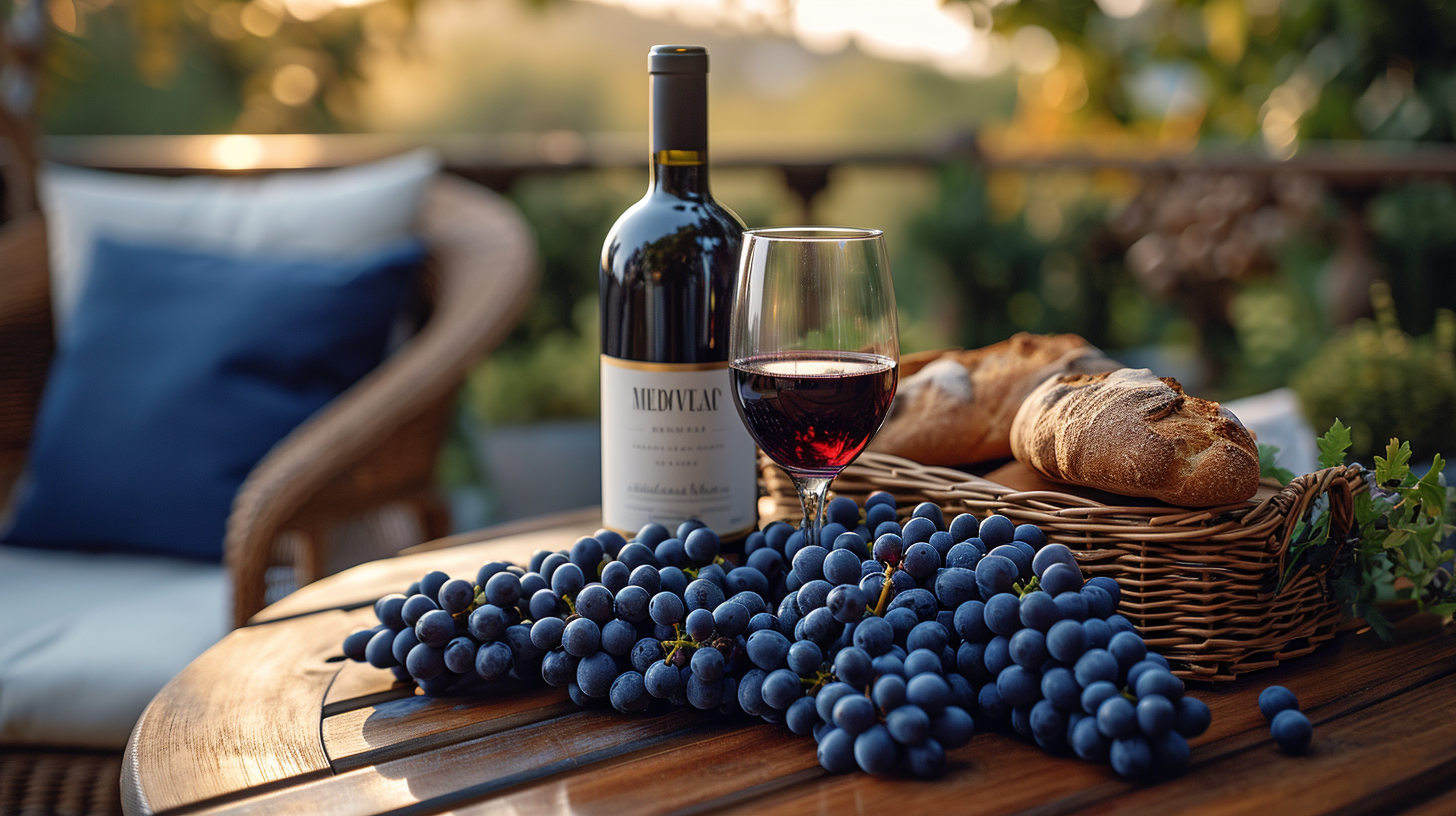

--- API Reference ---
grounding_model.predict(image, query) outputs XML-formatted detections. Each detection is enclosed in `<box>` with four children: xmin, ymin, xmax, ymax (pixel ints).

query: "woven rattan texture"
<box><xmin>761</xmin><ymin>451</ymin><xmax>1366</xmax><ymax>682</ymax></box>
<box><xmin>0</xmin><ymin>750</ymin><xmax>121</xmax><ymax>816</ymax></box>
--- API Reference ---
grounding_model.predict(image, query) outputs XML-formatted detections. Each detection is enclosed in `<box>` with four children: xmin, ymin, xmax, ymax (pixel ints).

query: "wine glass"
<box><xmin>729</xmin><ymin>227</ymin><xmax>899</xmax><ymax>541</ymax></box>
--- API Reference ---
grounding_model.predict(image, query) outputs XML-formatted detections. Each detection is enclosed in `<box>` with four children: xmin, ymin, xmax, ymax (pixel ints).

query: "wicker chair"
<box><xmin>0</xmin><ymin>170</ymin><xmax>538</xmax><ymax>815</ymax></box>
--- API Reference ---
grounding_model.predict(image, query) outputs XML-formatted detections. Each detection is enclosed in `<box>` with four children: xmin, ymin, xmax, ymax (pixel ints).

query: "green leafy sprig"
<box><xmin>1282</xmin><ymin>419</ymin><xmax>1456</xmax><ymax>639</ymax></box>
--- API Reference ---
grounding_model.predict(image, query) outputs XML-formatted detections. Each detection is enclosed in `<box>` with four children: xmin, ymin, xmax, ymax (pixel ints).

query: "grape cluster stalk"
<box><xmin>343</xmin><ymin>494</ymin><xmax>1211</xmax><ymax>779</ymax></box>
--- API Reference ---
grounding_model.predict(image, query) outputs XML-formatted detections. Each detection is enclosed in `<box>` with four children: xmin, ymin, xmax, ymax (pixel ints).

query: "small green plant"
<box><xmin>1281</xmin><ymin>420</ymin><xmax>1455</xmax><ymax>639</ymax></box>
<box><xmin>1293</xmin><ymin>282</ymin><xmax>1456</xmax><ymax>464</ymax></box>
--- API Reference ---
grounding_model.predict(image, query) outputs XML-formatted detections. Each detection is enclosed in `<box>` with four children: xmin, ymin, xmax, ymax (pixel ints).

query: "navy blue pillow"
<box><xmin>4</xmin><ymin>236</ymin><xmax>424</xmax><ymax>561</ymax></box>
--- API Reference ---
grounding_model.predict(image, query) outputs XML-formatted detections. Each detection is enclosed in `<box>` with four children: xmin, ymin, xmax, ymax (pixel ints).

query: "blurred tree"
<box><xmin>9</xmin><ymin>0</ymin><xmax>424</xmax><ymax>134</ymax></box>
<box><xmin>962</xmin><ymin>0</ymin><xmax>1456</xmax><ymax>153</ymax></box>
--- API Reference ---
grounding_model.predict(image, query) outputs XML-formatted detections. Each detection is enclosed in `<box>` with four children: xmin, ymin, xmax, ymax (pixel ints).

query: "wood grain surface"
<box><xmin>122</xmin><ymin>517</ymin><xmax>1456</xmax><ymax>816</ymax></box>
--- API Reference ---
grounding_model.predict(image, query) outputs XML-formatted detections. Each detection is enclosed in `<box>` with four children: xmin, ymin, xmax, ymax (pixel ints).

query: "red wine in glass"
<box><xmin>732</xmin><ymin>350</ymin><xmax>898</xmax><ymax>478</ymax></box>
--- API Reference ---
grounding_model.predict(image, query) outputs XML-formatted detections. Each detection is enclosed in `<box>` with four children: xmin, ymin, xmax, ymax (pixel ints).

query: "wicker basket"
<box><xmin>760</xmin><ymin>451</ymin><xmax>1366</xmax><ymax>682</ymax></box>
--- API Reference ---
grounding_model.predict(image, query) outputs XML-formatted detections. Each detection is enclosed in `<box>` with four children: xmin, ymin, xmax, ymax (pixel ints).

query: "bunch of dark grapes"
<box><xmin>341</xmin><ymin>491</ymin><xmax>1212</xmax><ymax>781</ymax></box>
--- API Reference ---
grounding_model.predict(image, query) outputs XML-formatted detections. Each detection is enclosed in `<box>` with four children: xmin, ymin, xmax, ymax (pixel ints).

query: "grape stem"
<box><xmin>660</xmin><ymin>624</ymin><xmax>697</xmax><ymax>664</ymax></box>
<box><xmin>872</xmin><ymin>563</ymin><xmax>895</xmax><ymax>617</ymax></box>
<box><xmin>1013</xmin><ymin>575</ymin><xmax>1041</xmax><ymax>597</ymax></box>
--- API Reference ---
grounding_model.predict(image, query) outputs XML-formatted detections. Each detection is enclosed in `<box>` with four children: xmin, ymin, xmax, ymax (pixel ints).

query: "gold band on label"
<box><xmin>655</xmin><ymin>150</ymin><xmax>705</xmax><ymax>166</ymax></box>
<box><xmin>601</xmin><ymin>355</ymin><xmax>728</xmax><ymax>372</ymax></box>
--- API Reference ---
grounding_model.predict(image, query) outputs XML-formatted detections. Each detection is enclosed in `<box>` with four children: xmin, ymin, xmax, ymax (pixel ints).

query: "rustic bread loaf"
<box><xmin>869</xmin><ymin>333</ymin><xmax>1120</xmax><ymax>466</ymax></box>
<box><xmin>1009</xmin><ymin>368</ymin><xmax>1260</xmax><ymax>507</ymax></box>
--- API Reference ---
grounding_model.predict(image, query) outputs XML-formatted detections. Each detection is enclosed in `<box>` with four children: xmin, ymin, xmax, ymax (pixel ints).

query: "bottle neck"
<box><xmin>651</xmin><ymin>150</ymin><xmax>710</xmax><ymax>198</ymax></box>
<box><xmin>649</xmin><ymin>70</ymin><xmax>709</xmax><ymax>198</ymax></box>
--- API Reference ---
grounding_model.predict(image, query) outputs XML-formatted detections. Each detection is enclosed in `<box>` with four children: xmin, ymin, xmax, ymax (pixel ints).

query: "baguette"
<box><xmin>870</xmin><ymin>334</ymin><xmax>1120</xmax><ymax>466</ymax></box>
<box><xmin>1009</xmin><ymin>368</ymin><xmax>1260</xmax><ymax>507</ymax></box>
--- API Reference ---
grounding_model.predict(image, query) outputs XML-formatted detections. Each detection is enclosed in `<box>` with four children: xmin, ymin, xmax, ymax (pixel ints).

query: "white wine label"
<box><xmin>600</xmin><ymin>355</ymin><xmax>759</xmax><ymax>537</ymax></box>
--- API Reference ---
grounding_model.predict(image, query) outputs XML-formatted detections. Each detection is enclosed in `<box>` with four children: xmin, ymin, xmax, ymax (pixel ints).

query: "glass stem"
<box><xmin>792</xmin><ymin>474</ymin><xmax>833</xmax><ymax>542</ymax></box>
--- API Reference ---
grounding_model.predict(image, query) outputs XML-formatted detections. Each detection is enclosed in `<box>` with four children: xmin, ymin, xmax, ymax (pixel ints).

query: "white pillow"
<box><xmin>0</xmin><ymin>545</ymin><xmax>230</xmax><ymax>748</ymax></box>
<box><xmin>38</xmin><ymin>148</ymin><xmax>441</xmax><ymax>330</ymax></box>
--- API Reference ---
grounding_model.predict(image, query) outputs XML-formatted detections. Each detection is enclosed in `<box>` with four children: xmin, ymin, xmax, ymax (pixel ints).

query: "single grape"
<box><xmin>1040</xmin><ymin>562</ymin><xmax>1083</xmax><ymax>596</ymax></box>
<box><xmin>945</xmin><ymin>542</ymin><xmax>982</xmax><ymax>570</ymax></box>
<box><xmin>1097</xmin><ymin>695</ymin><xmax>1138</xmax><ymax>740</ymax></box>
<box><xmin>407</xmin><ymin>642</ymin><xmax>447</xmax><ymax>681</ymax></box>
<box><xmin>528</xmin><ymin>589</ymin><xmax>560</xmax><ymax>622</ymax></box>
<box><xmin>374</xmin><ymin>594</ymin><xmax>407</xmax><ymax>630</ymax></box>
<box><xmin>401</xmin><ymin>594</ymin><xmax>438</xmax><ymax>628</ymax></box>
<box><xmin>648</xmin><ymin>591</ymin><xmax>685</xmax><ymax>627</ymax></box>
<box><xmin>1013</xmin><ymin>524</ymin><xmax>1047</xmax><ymax>549</ymax></box>
<box><xmin>636</xmin><ymin>522</ymin><xmax>671</xmax><ymax>549</ymax></box>
<box><xmin>1271</xmin><ymin>709</ymin><xmax>1312</xmax><ymax>754</ymax></box>
<box><xmin>899</xmin><ymin>542</ymin><xmax>939</xmax><ymax>580</ymax></box>
<box><xmin>1108</xmin><ymin>630</ymin><xmax>1148</xmax><ymax>669</ymax></box>
<box><xmin>903</xmin><ymin>648</ymin><xmax>941</xmax><ymax>677</ymax></box>
<box><xmin>761</xmin><ymin>668</ymin><xmax>803</xmax><ymax>710</ymax></box>
<box><xmin>474</xmin><ymin>640</ymin><xmax>513</xmax><ymax>682</ymax></box>
<box><xmin>834</xmin><ymin>646</ymin><xmax>875</xmax><ymax>687</ymax></box>
<box><xmin>746</xmin><ymin>629</ymin><xmax>791</xmax><ymax>671</ymax></box>
<box><xmin>419</xmin><ymin>570</ymin><xmax>450</xmax><ymax>603</ymax></box>
<box><xmin>576</xmin><ymin>651</ymin><xmax>619</xmax><ymax>698</ymax></box>
<box><xmin>1018</xmin><ymin>591</ymin><xmax>1061</xmax><ymax>631</ymax></box>
<box><xmin>1009</xmin><ymin>628</ymin><xmax>1049</xmax><ymax>669</ymax></box>
<box><xmin>1081</xmin><ymin>584</ymin><xmax>1115</xmax><ymax>618</ymax></box>
<box><xmin>1175</xmin><ymin>696</ymin><xmax>1212</xmax><ymax>738</ymax></box>
<box><xmin>817</xmin><ymin>727</ymin><xmax>857</xmax><ymax>773</ymax></box>
<box><xmin>1110</xmin><ymin>736</ymin><xmax>1153</xmax><ymax>778</ymax></box>
<box><xmin>550</xmin><ymin>563</ymin><xmax>585</xmax><ymax>598</ymax></box>
<box><xmin>1072</xmin><ymin>715</ymin><xmax>1110</xmax><ymax>762</ymax></box>
<box><xmin>826</xmin><ymin>584</ymin><xmax>869</xmax><ymax>624</ymax></box>
<box><xmin>975</xmin><ymin>555</ymin><xmax>1020</xmax><ymax>599</ymax></box>
<box><xmin>541</xmin><ymin>649</ymin><xmax>577</xmax><ymax>688</ymax></box>
<box><xmin>600</xmin><ymin>619</ymin><xmax>637</xmax><ymax>657</ymax></box>
<box><xmin>529</xmin><ymin>617</ymin><xmax>566</xmax><ymax>651</ymax></box>
<box><xmin>1136</xmin><ymin>694</ymin><xmax>1176</xmax><ymax>737</ymax></box>
<box><xmin>1080</xmin><ymin>680</ymin><xmax>1121</xmax><ymax>716</ymax></box>
<box><xmin>391</xmin><ymin>627</ymin><xmax>420</xmax><ymax>666</ymax></box>
<box><xmin>787</xmin><ymin>640</ymin><xmax>823</xmax><ymax>676</ymax></box>
<box><xmin>886</xmin><ymin>704</ymin><xmax>931</xmax><ymax>745</ymax></box>
<box><xmin>901</xmin><ymin>517</ymin><xmax>939</xmax><ymax>547</ymax></box>
<box><xmin>644</xmin><ymin>660</ymin><xmax>681</xmax><ymax>699</ymax></box>
<box><xmin>610</xmin><ymin>670</ymin><xmax>651</xmax><ymax>713</ymax></box>
<box><xmin>561</xmin><ymin>617</ymin><xmax>601</xmax><ymax>657</ymax></box>
<box><xmin>1041</xmin><ymin>666</ymin><xmax>1081</xmax><ymax>710</ymax></box>
<box><xmin>792</xmin><ymin>545</ymin><xmax>830</xmax><ymax>582</ymax></box>
<box><xmin>984</xmin><ymin>593</ymin><xmax>1023</xmax><ymax>637</ymax></box>
<box><xmin>933</xmin><ymin>705</ymin><xmax>975</xmax><ymax>748</ymax></box>
<box><xmin>365</xmin><ymin>628</ymin><xmax>399</xmax><ymax>668</ymax></box>
<box><xmin>690</xmin><ymin>646</ymin><xmax>725</xmax><ymax>682</ymax></box>
<box><xmin>1258</xmin><ymin>685</ymin><xmax>1300</xmax><ymax>721</ymax></box>
<box><xmin>907</xmin><ymin>672</ymin><xmax>951</xmax><ymax>714</ymax></box>
<box><xmin>1074</xmin><ymin>648</ymin><xmax>1119</xmax><ymax>687</ymax></box>
<box><xmin>832</xmin><ymin>693</ymin><xmax>877</xmax><ymax>735</ymax></box>
<box><xmin>1046</xmin><ymin>619</ymin><xmax>1088</xmax><ymax>663</ymax></box>
<box><xmin>786</xmin><ymin>695</ymin><xmax>820</xmax><ymax>735</ymax></box>
<box><xmin>979</xmin><ymin>514</ymin><xmax>1015</xmax><ymax>547</ymax></box>
<box><xmin>1086</xmin><ymin>576</ymin><xmax>1121</xmax><ymax>609</ymax></box>
<box><xmin>415</xmin><ymin>609</ymin><xmax>456</xmax><ymax>649</ymax></box>
<box><xmin>600</xmin><ymin>560</ymin><xmax>630</xmax><ymax>594</ymax></box>
<box><xmin>1030</xmin><ymin>699</ymin><xmax>1067</xmax><ymax>750</ymax></box>
<box><xmin>684</xmin><ymin>527</ymin><xmax>721</xmax><ymax>564</ymax></box>
<box><xmin>344</xmin><ymin>627</ymin><xmax>380</xmax><ymax>661</ymax></box>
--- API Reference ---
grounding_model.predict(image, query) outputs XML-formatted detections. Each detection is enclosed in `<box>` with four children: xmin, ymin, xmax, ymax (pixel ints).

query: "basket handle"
<box><xmin>1255</xmin><ymin>464</ymin><xmax>1363</xmax><ymax>579</ymax></box>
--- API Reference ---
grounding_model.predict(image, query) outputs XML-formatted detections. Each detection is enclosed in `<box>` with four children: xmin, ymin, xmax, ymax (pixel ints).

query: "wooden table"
<box><xmin>120</xmin><ymin>509</ymin><xmax>1456</xmax><ymax>816</ymax></box>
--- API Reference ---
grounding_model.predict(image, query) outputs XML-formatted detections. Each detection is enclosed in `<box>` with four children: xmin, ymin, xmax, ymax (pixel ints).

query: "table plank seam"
<box><xmin>328</xmin><ymin>700</ymin><xmax>581</xmax><ymax>772</ymax></box>
<box><xmin>149</xmin><ymin>768</ymin><xmax>336</xmax><ymax>816</ymax></box>
<box><xmin>364</xmin><ymin>720</ymin><xmax>724</xmax><ymax>816</ymax></box>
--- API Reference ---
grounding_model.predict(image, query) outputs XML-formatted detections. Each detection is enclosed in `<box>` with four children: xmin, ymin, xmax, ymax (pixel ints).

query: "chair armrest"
<box><xmin>225</xmin><ymin>174</ymin><xmax>539</xmax><ymax>627</ymax></box>
<box><xmin>0</xmin><ymin>212</ymin><xmax>51</xmax><ymax>500</ymax></box>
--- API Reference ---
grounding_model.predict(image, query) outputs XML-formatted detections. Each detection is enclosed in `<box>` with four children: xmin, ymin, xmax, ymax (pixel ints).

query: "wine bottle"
<box><xmin>599</xmin><ymin>44</ymin><xmax>758</xmax><ymax>540</ymax></box>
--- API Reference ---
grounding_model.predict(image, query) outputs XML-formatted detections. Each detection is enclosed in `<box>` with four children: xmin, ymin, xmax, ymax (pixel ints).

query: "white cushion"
<box><xmin>0</xmin><ymin>546</ymin><xmax>230</xmax><ymax>748</ymax></box>
<box><xmin>37</xmin><ymin>148</ymin><xmax>441</xmax><ymax>329</ymax></box>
